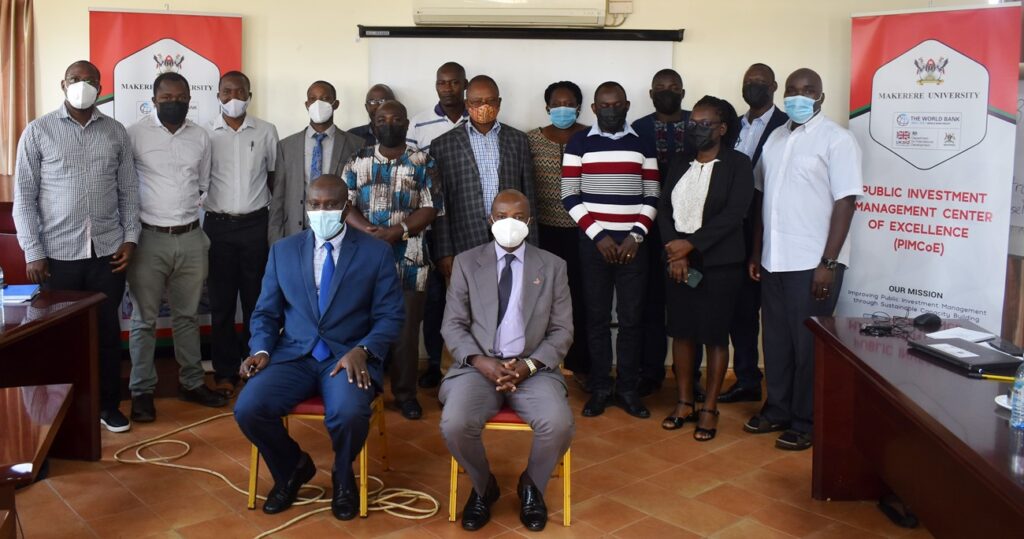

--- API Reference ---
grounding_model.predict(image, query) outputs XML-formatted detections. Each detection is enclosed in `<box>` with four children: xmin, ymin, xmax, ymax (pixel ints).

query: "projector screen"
<box><xmin>368</xmin><ymin>37</ymin><xmax>674</xmax><ymax>133</ymax></box>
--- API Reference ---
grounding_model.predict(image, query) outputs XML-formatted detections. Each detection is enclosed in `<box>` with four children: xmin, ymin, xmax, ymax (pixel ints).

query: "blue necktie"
<box><xmin>310</xmin><ymin>132</ymin><xmax>327</xmax><ymax>180</ymax></box>
<box><xmin>312</xmin><ymin>241</ymin><xmax>335</xmax><ymax>361</ymax></box>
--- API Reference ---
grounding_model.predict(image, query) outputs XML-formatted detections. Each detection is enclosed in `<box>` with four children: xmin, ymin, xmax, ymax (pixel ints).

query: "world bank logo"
<box><xmin>896</xmin><ymin>113</ymin><xmax>910</xmax><ymax>126</ymax></box>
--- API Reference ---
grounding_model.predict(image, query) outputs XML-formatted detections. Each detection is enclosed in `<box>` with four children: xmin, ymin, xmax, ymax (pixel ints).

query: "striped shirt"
<box><xmin>407</xmin><ymin>102</ymin><xmax>468</xmax><ymax>153</ymax></box>
<box><xmin>467</xmin><ymin>122</ymin><xmax>501</xmax><ymax>216</ymax></box>
<box><xmin>560</xmin><ymin>126</ymin><xmax>660</xmax><ymax>242</ymax></box>
<box><xmin>13</xmin><ymin>105</ymin><xmax>140</xmax><ymax>262</ymax></box>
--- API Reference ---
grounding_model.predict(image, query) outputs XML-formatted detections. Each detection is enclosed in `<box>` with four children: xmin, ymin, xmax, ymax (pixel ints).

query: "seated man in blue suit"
<box><xmin>234</xmin><ymin>174</ymin><xmax>405</xmax><ymax>520</ymax></box>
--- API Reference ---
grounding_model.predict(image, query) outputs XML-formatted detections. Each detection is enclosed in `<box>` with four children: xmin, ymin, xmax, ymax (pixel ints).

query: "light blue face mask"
<box><xmin>549</xmin><ymin>106</ymin><xmax>578</xmax><ymax>129</ymax></box>
<box><xmin>307</xmin><ymin>209</ymin><xmax>345</xmax><ymax>240</ymax></box>
<box><xmin>783</xmin><ymin>95</ymin><xmax>821</xmax><ymax>124</ymax></box>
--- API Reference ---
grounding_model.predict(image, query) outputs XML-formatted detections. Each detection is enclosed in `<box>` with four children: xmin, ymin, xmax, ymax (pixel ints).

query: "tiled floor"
<box><xmin>14</xmin><ymin>374</ymin><xmax>934</xmax><ymax>538</ymax></box>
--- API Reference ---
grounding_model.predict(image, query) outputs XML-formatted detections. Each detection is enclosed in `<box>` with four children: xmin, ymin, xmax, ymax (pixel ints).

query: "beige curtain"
<box><xmin>0</xmin><ymin>0</ymin><xmax>33</xmax><ymax>203</ymax></box>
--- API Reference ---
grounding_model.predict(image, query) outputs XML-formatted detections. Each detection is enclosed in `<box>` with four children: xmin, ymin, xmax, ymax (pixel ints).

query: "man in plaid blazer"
<box><xmin>430</xmin><ymin>75</ymin><xmax>537</xmax><ymax>278</ymax></box>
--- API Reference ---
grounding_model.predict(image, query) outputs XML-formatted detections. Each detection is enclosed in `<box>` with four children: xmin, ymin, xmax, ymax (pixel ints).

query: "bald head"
<box><xmin>490</xmin><ymin>189</ymin><xmax>531</xmax><ymax>221</ymax></box>
<box><xmin>785</xmin><ymin>68</ymin><xmax>823</xmax><ymax>95</ymax></box>
<box><xmin>65</xmin><ymin>60</ymin><xmax>100</xmax><ymax>82</ymax></box>
<box><xmin>307</xmin><ymin>174</ymin><xmax>349</xmax><ymax>211</ymax></box>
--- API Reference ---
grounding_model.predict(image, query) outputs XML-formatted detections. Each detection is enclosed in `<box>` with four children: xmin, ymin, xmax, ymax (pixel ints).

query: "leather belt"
<box><xmin>142</xmin><ymin>220</ymin><xmax>200</xmax><ymax>235</ymax></box>
<box><xmin>205</xmin><ymin>207</ymin><xmax>268</xmax><ymax>223</ymax></box>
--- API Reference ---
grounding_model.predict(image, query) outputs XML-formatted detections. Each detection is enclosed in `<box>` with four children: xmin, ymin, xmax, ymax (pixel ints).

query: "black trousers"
<box><xmin>579</xmin><ymin>233</ymin><xmax>648</xmax><ymax>395</ymax></box>
<box><xmin>638</xmin><ymin>226</ymin><xmax>668</xmax><ymax>384</ymax></box>
<box><xmin>538</xmin><ymin>224</ymin><xmax>590</xmax><ymax>374</ymax></box>
<box><xmin>204</xmin><ymin>211</ymin><xmax>269</xmax><ymax>382</ymax></box>
<box><xmin>424</xmin><ymin>230</ymin><xmax>446</xmax><ymax>370</ymax></box>
<box><xmin>729</xmin><ymin>276</ymin><xmax>764</xmax><ymax>388</ymax></box>
<box><xmin>46</xmin><ymin>254</ymin><xmax>125</xmax><ymax>411</ymax></box>
<box><xmin>760</xmin><ymin>266</ymin><xmax>844</xmax><ymax>434</ymax></box>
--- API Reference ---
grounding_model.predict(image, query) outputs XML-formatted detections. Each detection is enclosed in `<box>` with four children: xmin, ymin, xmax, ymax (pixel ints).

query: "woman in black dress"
<box><xmin>657</xmin><ymin>95</ymin><xmax>753</xmax><ymax>441</ymax></box>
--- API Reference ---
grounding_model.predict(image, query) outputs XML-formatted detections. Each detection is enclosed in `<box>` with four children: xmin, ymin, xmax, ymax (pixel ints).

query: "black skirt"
<box><xmin>665</xmin><ymin>263</ymin><xmax>745</xmax><ymax>346</ymax></box>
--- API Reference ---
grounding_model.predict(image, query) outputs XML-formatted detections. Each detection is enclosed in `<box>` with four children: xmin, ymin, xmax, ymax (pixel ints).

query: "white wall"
<box><xmin>33</xmin><ymin>0</ymin><xmax>980</xmax><ymax>135</ymax></box>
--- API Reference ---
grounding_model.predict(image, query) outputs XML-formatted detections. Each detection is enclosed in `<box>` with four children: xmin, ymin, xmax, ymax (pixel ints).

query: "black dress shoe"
<box><xmin>178</xmin><ymin>384</ymin><xmax>229</xmax><ymax>408</ymax></box>
<box><xmin>775</xmin><ymin>429</ymin><xmax>812</xmax><ymax>451</ymax></box>
<box><xmin>581</xmin><ymin>392</ymin><xmax>612</xmax><ymax>417</ymax></box>
<box><xmin>418</xmin><ymin>368</ymin><xmax>442</xmax><ymax>388</ymax></box>
<box><xmin>331</xmin><ymin>470</ymin><xmax>359</xmax><ymax>520</ymax></box>
<box><xmin>130</xmin><ymin>393</ymin><xmax>156</xmax><ymax>423</ymax></box>
<box><xmin>717</xmin><ymin>383</ymin><xmax>763</xmax><ymax>403</ymax></box>
<box><xmin>399</xmin><ymin>399</ymin><xmax>423</xmax><ymax>420</ymax></box>
<box><xmin>263</xmin><ymin>452</ymin><xmax>316</xmax><ymax>514</ymax></box>
<box><xmin>743</xmin><ymin>414</ymin><xmax>790</xmax><ymax>434</ymax></box>
<box><xmin>615</xmin><ymin>393</ymin><xmax>650</xmax><ymax>419</ymax></box>
<box><xmin>461</xmin><ymin>474</ymin><xmax>499</xmax><ymax>531</ymax></box>
<box><xmin>517</xmin><ymin>473</ymin><xmax>548</xmax><ymax>531</ymax></box>
<box><xmin>637</xmin><ymin>378</ymin><xmax>662</xmax><ymax>398</ymax></box>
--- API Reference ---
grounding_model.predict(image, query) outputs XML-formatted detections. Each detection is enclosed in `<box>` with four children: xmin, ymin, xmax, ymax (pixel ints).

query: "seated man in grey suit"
<box><xmin>268</xmin><ymin>80</ymin><xmax>364</xmax><ymax>243</ymax></box>
<box><xmin>440</xmin><ymin>189</ymin><xmax>574</xmax><ymax>533</ymax></box>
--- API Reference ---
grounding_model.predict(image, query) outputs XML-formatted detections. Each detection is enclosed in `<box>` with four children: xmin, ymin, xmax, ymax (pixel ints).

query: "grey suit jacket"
<box><xmin>441</xmin><ymin>242</ymin><xmax>573</xmax><ymax>386</ymax></box>
<box><xmin>429</xmin><ymin>123</ymin><xmax>537</xmax><ymax>261</ymax></box>
<box><xmin>268</xmin><ymin>126</ymin><xmax>364</xmax><ymax>243</ymax></box>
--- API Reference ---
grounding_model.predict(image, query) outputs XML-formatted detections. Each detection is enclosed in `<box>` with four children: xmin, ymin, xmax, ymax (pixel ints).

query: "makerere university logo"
<box><xmin>914</xmin><ymin>57</ymin><xmax>948</xmax><ymax>85</ymax></box>
<box><xmin>154</xmin><ymin>53</ymin><xmax>185</xmax><ymax>74</ymax></box>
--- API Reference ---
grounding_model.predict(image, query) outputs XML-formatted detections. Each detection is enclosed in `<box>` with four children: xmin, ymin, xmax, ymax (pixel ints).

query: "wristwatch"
<box><xmin>356</xmin><ymin>345</ymin><xmax>379</xmax><ymax>364</ymax></box>
<box><xmin>629</xmin><ymin>232</ymin><xmax>644</xmax><ymax>244</ymax></box>
<box><xmin>523</xmin><ymin>358</ymin><xmax>539</xmax><ymax>376</ymax></box>
<box><xmin>820</xmin><ymin>257</ymin><xmax>839</xmax><ymax>270</ymax></box>
<box><xmin>400</xmin><ymin>222</ymin><xmax>410</xmax><ymax>241</ymax></box>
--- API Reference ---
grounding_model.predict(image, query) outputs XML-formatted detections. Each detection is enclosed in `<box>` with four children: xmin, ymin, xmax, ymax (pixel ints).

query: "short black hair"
<box><xmin>693</xmin><ymin>95</ymin><xmax>740</xmax><ymax>150</ymax></box>
<box><xmin>652</xmin><ymin>68</ymin><xmax>683</xmax><ymax>87</ymax></box>
<box><xmin>374</xmin><ymin>99</ymin><xmax>408</xmax><ymax>118</ymax></box>
<box><xmin>467</xmin><ymin>74</ymin><xmax>499</xmax><ymax>94</ymax></box>
<box><xmin>747</xmin><ymin>63</ymin><xmax>776</xmax><ymax>81</ymax></box>
<box><xmin>219</xmin><ymin>70</ymin><xmax>250</xmax><ymax>91</ymax></box>
<box><xmin>65</xmin><ymin>60</ymin><xmax>100</xmax><ymax>81</ymax></box>
<box><xmin>153</xmin><ymin>72</ymin><xmax>189</xmax><ymax>96</ymax></box>
<box><xmin>544</xmin><ymin>81</ymin><xmax>583</xmax><ymax>107</ymax></box>
<box><xmin>310</xmin><ymin>80</ymin><xmax>337</xmax><ymax>100</ymax></box>
<box><xmin>594</xmin><ymin>81</ymin><xmax>626</xmax><ymax>101</ymax></box>
<box><xmin>438</xmin><ymin>61</ymin><xmax>466</xmax><ymax>79</ymax></box>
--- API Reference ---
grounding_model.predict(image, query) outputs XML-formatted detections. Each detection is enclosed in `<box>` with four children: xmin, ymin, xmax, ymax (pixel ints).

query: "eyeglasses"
<box><xmin>466</xmin><ymin>98</ymin><xmax>500</xmax><ymax>108</ymax></box>
<box><xmin>366</xmin><ymin>99</ymin><xmax>388</xmax><ymax>106</ymax></box>
<box><xmin>685</xmin><ymin>120</ymin><xmax>722</xmax><ymax>129</ymax></box>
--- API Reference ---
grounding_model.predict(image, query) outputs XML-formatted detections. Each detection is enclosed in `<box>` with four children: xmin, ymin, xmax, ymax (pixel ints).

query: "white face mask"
<box><xmin>491</xmin><ymin>217</ymin><xmax>530</xmax><ymax>249</ymax></box>
<box><xmin>308</xmin><ymin>100</ymin><xmax>334</xmax><ymax>124</ymax></box>
<box><xmin>65</xmin><ymin>81</ymin><xmax>98</xmax><ymax>110</ymax></box>
<box><xmin>220</xmin><ymin>98</ymin><xmax>249</xmax><ymax>119</ymax></box>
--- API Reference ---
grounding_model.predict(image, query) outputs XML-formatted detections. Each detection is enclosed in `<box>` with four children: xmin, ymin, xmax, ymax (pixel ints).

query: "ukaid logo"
<box><xmin>869</xmin><ymin>39</ymin><xmax>987</xmax><ymax>170</ymax></box>
<box><xmin>111</xmin><ymin>38</ymin><xmax>219</xmax><ymax>127</ymax></box>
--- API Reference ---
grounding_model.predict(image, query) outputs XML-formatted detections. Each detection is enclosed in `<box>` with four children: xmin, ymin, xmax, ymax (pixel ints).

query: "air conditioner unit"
<box><xmin>413</xmin><ymin>0</ymin><xmax>607</xmax><ymax>28</ymax></box>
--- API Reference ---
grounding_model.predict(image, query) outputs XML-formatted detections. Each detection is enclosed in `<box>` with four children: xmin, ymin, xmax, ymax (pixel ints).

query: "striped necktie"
<box><xmin>310</xmin><ymin>132</ymin><xmax>327</xmax><ymax>180</ymax></box>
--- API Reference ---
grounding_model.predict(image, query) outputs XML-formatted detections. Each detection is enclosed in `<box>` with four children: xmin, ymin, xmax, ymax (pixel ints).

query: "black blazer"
<box><xmin>657</xmin><ymin>148</ymin><xmax>754</xmax><ymax>268</ymax></box>
<box><xmin>748</xmin><ymin>106</ymin><xmax>789</xmax><ymax>166</ymax></box>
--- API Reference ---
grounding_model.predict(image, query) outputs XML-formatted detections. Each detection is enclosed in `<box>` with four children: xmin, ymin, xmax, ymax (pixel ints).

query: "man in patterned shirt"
<box><xmin>343</xmin><ymin>100</ymin><xmax>441</xmax><ymax>420</ymax></box>
<box><xmin>13</xmin><ymin>60</ymin><xmax>140</xmax><ymax>432</ymax></box>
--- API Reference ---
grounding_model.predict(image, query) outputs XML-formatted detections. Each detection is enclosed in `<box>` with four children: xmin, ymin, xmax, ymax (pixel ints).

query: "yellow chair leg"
<box><xmin>562</xmin><ymin>448</ymin><xmax>571</xmax><ymax>527</ymax></box>
<box><xmin>448</xmin><ymin>456</ymin><xmax>459</xmax><ymax>522</ymax></box>
<box><xmin>359</xmin><ymin>442</ymin><xmax>368</xmax><ymax>518</ymax></box>
<box><xmin>247</xmin><ymin>444</ymin><xmax>259</xmax><ymax>510</ymax></box>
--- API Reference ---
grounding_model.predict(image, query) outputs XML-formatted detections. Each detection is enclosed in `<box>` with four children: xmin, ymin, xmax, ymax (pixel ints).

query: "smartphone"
<box><xmin>685</xmin><ymin>268</ymin><xmax>704</xmax><ymax>288</ymax></box>
<box><xmin>989</xmin><ymin>338</ymin><xmax>1024</xmax><ymax>357</ymax></box>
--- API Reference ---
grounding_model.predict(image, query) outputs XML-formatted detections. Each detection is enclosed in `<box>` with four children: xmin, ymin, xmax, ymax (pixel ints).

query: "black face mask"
<box><xmin>596</xmin><ymin>106</ymin><xmax>627</xmax><ymax>133</ymax></box>
<box><xmin>156</xmin><ymin>101</ymin><xmax>189</xmax><ymax>125</ymax></box>
<box><xmin>652</xmin><ymin>90</ymin><xmax>683</xmax><ymax>115</ymax></box>
<box><xmin>742</xmin><ymin>82</ymin><xmax>773</xmax><ymax>109</ymax></box>
<box><xmin>375</xmin><ymin>123</ymin><xmax>408</xmax><ymax>147</ymax></box>
<box><xmin>685</xmin><ymin>124</ymin><xmax>717</xmax><ymax>152</ymax></box>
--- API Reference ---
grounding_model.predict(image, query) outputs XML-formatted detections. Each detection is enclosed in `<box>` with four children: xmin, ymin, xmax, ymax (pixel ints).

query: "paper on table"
<box><xmin>931</xmin><ymin>343</ymin><xmax>979</xmax><ymax>358</ymax></box>
<box><xmin>925</xmin><ymin>327</ymin><xmax>995</xmax><ymax>343</ymax></box>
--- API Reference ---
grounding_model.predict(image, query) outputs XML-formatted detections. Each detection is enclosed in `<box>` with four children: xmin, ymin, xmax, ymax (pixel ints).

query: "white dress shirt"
<box><xmin>303</xmin><ymin>124</ymin><xmax>336</xmax><ymax>183</ymax></box>
<box><xmin>128</xmin><ymin>111</ymin><xmax>212</xmax><ymax>227</ymax></box>
<box><xmin>735</xmin><ymin>106</ymin><xmax>777</xmax><ymax>159</ymax></box>
<box><xmin>205</xmin><ymin>114</ymin><xmax>279</xmax><ymax>215</ymax></box>
<box><xmin>314</xmin><ymin>226</ymin><xmax>346</xmax><ymax>293</ymax></box>
<box><xmin>587</xmin><ymin>122</ymin><xmax>639</xmax><ymax>141</ymax></box>
<box><xmin>755</xmin><ymin>113</ymin><xmax>863</xmax><ymax>272</ymax></box>
<box><xmin>493</xmin><ymin>241</ymin><xmax>526</xmax><ymax>358</ymax></box>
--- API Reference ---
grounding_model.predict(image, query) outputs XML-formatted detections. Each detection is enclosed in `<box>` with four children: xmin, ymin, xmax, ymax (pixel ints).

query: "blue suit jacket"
<box><xmin>249</xmin><ymin>228</ymin><xmax>405</xmax><ymax>382</ymax></box>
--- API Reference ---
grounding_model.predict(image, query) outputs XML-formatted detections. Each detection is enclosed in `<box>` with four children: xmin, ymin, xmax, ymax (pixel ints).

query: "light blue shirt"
<box><xmin>467</xmin><ymin>121</ymin><xmax>502</xmax><ymax>215</ymax></box>
<box><xmin>493</xmin><ymin>241</ymin><xmax>525</xmax><ymax>358</ymax></box>
<box><xmin>735</xmin><ymin>107</ymin><xmax>777</xmax><ymax>159</ymax></box>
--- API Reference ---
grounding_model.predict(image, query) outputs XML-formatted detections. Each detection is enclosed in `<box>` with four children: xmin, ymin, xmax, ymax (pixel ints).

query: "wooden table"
<box><xmin>0</xmin><ymin>292</ymin><xmax>103</xmax><ymax>460</ymax></box>
<box><xmin>0</xmin><ymin>384</ymin><xmax>73</xmax><ymax>533</ymax></box>
<box><xmin>809</xmin><ymin>316</ymin><xmax>1024</xmax><ymax>537</ymax></box>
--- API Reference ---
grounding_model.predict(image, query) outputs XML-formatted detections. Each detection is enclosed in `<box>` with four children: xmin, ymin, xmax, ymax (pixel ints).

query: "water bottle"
<box><xmin>1011</xmin><ymin>362</ymin><xmax>1024</xmax><ymax>429</ymax></box>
